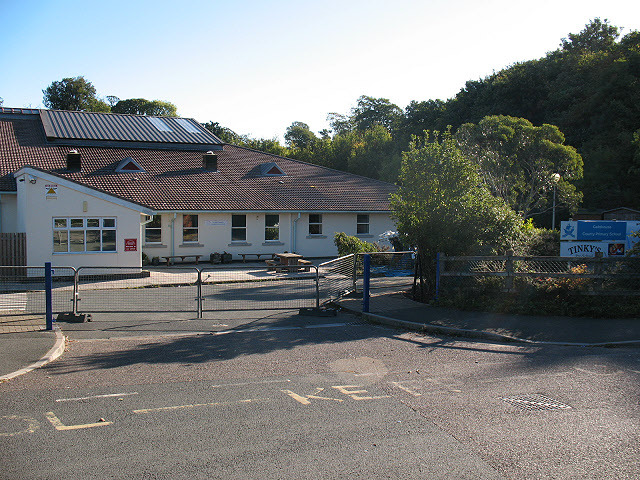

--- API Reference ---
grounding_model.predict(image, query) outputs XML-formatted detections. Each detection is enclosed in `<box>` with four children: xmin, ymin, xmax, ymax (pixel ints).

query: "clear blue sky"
<box><xmin>1</xmin><ymin>0</ymin><xmax>638</xmax><ymax>140</ymax></box>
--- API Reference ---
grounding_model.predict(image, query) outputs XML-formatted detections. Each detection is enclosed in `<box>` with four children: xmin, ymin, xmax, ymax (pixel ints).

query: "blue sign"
<box><xmin>577</xmin><ymin>221</ymin><xmax>627</xmax><ymax>241</ymax></box>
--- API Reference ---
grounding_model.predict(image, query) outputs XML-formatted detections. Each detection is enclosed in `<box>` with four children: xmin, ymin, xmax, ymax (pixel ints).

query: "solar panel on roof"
<box><xmin>38</xmin><ymin>110</ymin><xmax>224</xmax><ymax>147</ymax></box>
<box><xmin>148</xmin><ymin>117</ymin><xmax>172</xmax><ymax>132</ymax></box>
<box><xmin>176</xmin><ymin>118</ymin><xmax>201</xmax><ymax>134</ymax></box>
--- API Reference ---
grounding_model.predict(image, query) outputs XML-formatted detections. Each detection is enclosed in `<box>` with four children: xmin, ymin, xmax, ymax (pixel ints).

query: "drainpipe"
<box><xmin>140</xmin><ymin>214</ymin><xmax>155</xmax><ymax>266</ymax></box>
<box><xmin>292</xmin><ymin>213</ymin><xmax>301</xmax><ymax>252</ymax></box>
<box><xmin>171</xmin><ymin>213</ymin><xmax>177</xmax><ymax>257</ymax></box>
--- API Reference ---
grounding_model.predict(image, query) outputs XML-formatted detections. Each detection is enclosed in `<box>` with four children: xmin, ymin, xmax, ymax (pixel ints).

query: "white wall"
<box><xmin>16</xmin><ymin>174</ymin><xmax>144</xmax><ymax>268</ymax></box>
<box><xmin>294</xmin><ymin>212</ymin><xmax>396</xmax><ymax>258</ymax></box>
<box><xmin>0</xmin><ymin>194</ymin><xmax>17</xmax><ymax>233</ymax></box>
<box><xmin>142</xmin><ymin>211</ymin><xmax>396</xmax><ymax>261</ymax></box>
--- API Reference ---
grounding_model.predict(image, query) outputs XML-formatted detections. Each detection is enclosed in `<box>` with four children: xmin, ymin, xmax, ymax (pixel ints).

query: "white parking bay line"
<box><xmin>211</xmin><ymin>379</ymin><xmax>291</xmax><ymax>388</ymax></box>
<box><xmin>56</xmin><ymin>392</ymin><xmax>139</xmax><ymax>402</ymax></box>
<box><xmin>0</xmin><ymin>293</ymin><xmax>27</xmax><ymax>312</ymax></box>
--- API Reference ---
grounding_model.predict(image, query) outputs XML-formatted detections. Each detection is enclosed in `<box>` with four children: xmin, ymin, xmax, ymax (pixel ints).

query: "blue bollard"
<box><xmin>362</xmin><ymin>254</ymin><xmax>370</xmax><ymax>313</ymax></box>
<box><xmin>45</xmin><ymin>262</ymin><xmax>53</xmax><ymax>330</ymax></box>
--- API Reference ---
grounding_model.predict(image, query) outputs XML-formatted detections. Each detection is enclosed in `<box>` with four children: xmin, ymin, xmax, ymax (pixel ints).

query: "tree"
<box><xmin>391</xmin><ymin>131</ymin><xmax>523</xmax><ymax>296</ymax></box>
<box><xmin>112</xmin><ymin>98</ymin><xmax>177</xmax><ymax>116</ymax></box>
<box><xmin>203</xmin><ymin>121</ymin><xmax>242</xmax><ymax>144</ymax></box>
<box><xmin>42</xmin><ymin>76</ymin><xmax>110</xmax><ymax>112</ymax></box>
<box><xmin>560</xmin><ymin>18</ymin><xmax>619</xmax><ymax>53</ymax></box>
<box><xmin>105</xmin><ymin>95</ymin><xmax>120</xmax><ymax>107</ymax></box>
<box><xmin>327</xmin><ymin>112</ymin><xmax>353</xmax><ymax>136</ymax></box>
<box><xmin>351</xmin><ymin>95</ymin><xmax>402</xmax><ymax>131</ymax></box>
<box><xmin>284</xmin><ymin>121</ymin><xmax>317</xmax><ymax>150</ymax></box>
<box><xmin>456</xmin><ymin>115</ymin><xmax>583</xmax><ymax>219</ymax></box>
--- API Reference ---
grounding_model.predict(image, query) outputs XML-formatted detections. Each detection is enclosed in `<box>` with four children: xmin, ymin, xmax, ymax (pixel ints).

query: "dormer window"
<box><xmin>260</xmin><ymin>162</ymin><xmax>285</xmax><ymax>176</ymax></box>
<box><xmin>115</xmin><ymin>157</ymin><xmax>145</xmax><ymax>173</ymax></box>
<box><xmin>245</xmin><ymin>162</ymin><xmax>286</xmax><ymax>178</ymax></box>
<box><xmin>265</xmin><ymin>165</ymin><xmax>284</xmax><ymax>175</ymax></box>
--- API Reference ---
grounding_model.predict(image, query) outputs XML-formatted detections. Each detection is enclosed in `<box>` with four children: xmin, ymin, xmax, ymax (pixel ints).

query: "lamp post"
<box><xmin>551</xmin><ymin>173</ymin><xmax>561</xmax><ymax>229</ymax></box>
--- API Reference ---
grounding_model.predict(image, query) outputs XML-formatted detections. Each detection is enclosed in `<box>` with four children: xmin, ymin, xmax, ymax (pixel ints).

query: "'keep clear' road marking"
<box><xmin>282</xmin><ymin>385</ymin><xmax>391</xmax><ymax>405</ymax></box>
<box><xmin>46</xmin><ymin>412</ymin><xmax>112</xmax><ymax>431</ymax></box>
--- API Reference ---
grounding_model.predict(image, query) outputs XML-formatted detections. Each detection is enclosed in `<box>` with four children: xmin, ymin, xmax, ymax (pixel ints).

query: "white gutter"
<box><xmin>140</xmin><ymin>214</ymin><xmax>155</xmax><ymax>226</ymax></box>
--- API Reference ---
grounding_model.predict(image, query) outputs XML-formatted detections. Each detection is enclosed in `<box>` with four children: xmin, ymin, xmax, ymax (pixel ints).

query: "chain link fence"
<box><xmin>354</xmin><ymin>252</ymin><xmax>415</xmax><ymax>294</ymax></box>
<box><xmin>438</xmin><ymin>253</ymin><xmax>640</xmax><ymax>296</ymax></box>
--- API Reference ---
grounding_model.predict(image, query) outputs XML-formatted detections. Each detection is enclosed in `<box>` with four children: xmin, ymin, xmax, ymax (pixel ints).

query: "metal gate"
<box><xmin>2</xmin><ymin>253</ymin><xmax>413</xmax><ymax>319</ymax></box>
<box><xmin>200</xmin><ymin>265</ymin><xmax>319</xmax><ymax>312</ymax></box>
<box><xmin>0</xmin><ymin>266</ymin><xmax>76</xmax><ymax>316</ymax></box>
<box><xmin>73</xmin><ymin>265</ymin><xmax>320</xmax><ymax>316</ymax></box>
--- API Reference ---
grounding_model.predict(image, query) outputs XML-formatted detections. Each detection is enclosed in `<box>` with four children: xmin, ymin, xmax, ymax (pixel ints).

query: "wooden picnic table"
<box><xmin>266</xmin><ymin>253</ymin><xmax>313</xmax><ymax>272</ymax></box>
<box><xmin>274</xmin><ymin>252</ymin><xmax>303</xmax><ymax>266</ymax></box>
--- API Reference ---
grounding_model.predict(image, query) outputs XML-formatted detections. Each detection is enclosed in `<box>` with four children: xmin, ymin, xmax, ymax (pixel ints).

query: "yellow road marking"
<box><xmin>282</xmin><ymin>388</ymin><xmax>344</xmax><ymax>405</ymax></box>
<box><xmin>132</xmin><ymin>398</ymin><xmax>265</xmax><ymax>414</ymax></box>
<box><xmin>332</xmin><ymin>385</ymin><xmax>391</xmax><ymax>400</ymax></box>
<box><xmin>0</xmin><ymin>415</ymin><xmax>39</xmax><ymax>437</ymax></box>
<box><xmin>46</xmin><ymin>412</ymin><xmax>112</xmax><ymax>431</ymax></box>
<box><xmin>390</xmin><ymin>381</ymin><xmax>422</xmax><ymax>396</ymax></box>
<box><xmin>425</xmin><ymin>378</ymin><xmax>462</xmax><ymax>393</ymax></box>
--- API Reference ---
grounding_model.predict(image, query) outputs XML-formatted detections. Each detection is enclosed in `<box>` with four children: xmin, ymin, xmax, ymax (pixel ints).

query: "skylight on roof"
<box><xmin>176</xmin><ymin>118</ymin><xmax>201</xmax><ymax>134</ymax></box>
<box><xmin>148</xmin><ymin>117</ymin><xmax>172</xmax><ymax>132</ymax></box>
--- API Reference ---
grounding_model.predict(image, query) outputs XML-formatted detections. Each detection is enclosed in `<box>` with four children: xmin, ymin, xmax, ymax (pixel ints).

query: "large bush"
<box><xmin>333</xmin><ymin>232</ymin><xmax>385</xmax><ymax>256</ymax></box>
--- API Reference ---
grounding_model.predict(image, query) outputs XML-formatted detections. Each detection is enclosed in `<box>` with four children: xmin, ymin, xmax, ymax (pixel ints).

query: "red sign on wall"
<box><xmin>124</xmin><ymin>238</ymin><xmax>137</xmax><ymax>252</ymax></box>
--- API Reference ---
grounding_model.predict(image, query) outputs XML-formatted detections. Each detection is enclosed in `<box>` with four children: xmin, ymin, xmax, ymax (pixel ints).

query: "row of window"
<box><xmin>51</xmin><ymin>214</ymin><xmax>372</xmax><ymax>253</ymax></box>
<box><xmin>145</xmin><ymin>213</ymin><xmax>371</xmax><ymax>244</ymax></box>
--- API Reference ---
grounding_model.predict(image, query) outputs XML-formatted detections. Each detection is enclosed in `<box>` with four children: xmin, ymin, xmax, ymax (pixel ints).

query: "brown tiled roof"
<box><xmin>0</xmin><ymin>112</ymin><xmax>395</xmax><ymax>212</ymax></box>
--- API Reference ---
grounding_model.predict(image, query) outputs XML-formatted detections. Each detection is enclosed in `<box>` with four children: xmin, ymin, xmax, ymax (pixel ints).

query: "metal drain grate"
<box><xmin>502</xmin><ymin>394</ymin><xmax>572</xmax><ymax>411</ymax></box>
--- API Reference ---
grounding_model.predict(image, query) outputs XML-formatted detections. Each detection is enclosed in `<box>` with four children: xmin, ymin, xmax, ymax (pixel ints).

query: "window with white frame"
<box><xmin>53</xmin><ymin>217</ymin><xmax>116</xmax><ymax>253</ymax></box>
<box><xmin>231</xmin><ymin>214</ymin><xmax>246</xmax><ymax>241</ymax></box>
<box><xmin>144</xmin><ymin>215</ymin><xmax>162</xmax><ymax>244</ymax></box>
<box><xmin>182</xmin><ymin>214</ymin><xmax>198</xmax><ymax>243</ymax></box>
<box><xmin>265</xmin><ymin>214</ymin><xmax>279</xmax><ymax>241</ymax></box>
<box><xmin>309</xmin><ymin>214</ymin><xmax>322</xmax><ymax>235</ymax></box>
<box><xmin>356</xmin><ymin>214</ymin><xmax>370</xmax><ymax>234</ymax></box>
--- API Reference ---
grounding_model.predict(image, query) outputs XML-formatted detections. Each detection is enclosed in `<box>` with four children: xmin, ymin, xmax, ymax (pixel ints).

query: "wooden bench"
<box><xmin>240</xmin><ymin>253</ymin><xmax>276</xmax><ymax>263</ymax></box>
<box><xmin>297</xmin><ymin>259</ymin><xmax>312</xmax><ymax>272</ymax></box>
<box><xmin>162</xmin><ymin>254</ymin><xmax>202</xmax><ymax>266</ymax></box>
<box><xmin>265</xmin><ymin>259</ymin><xmax>289</xmax><ymax>273</ymax></box>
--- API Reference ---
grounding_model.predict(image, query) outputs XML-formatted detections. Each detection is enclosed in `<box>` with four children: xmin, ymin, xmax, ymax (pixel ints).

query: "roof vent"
<box><xmin>203</xmin><ymin>151</ymin><xmax>218</xmax><ymax>171</ymax></box>
<box><xmin>66</xmin><ymin>150</ymin><xmax>81</xmax><ymax>172</ymax></box>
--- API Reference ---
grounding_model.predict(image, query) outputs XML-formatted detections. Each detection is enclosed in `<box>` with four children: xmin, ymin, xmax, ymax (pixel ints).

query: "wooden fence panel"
<box><xmin>0</xmin><ymin>233</ymin><xmax>26</xmax><ymax>266</ymax></box>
